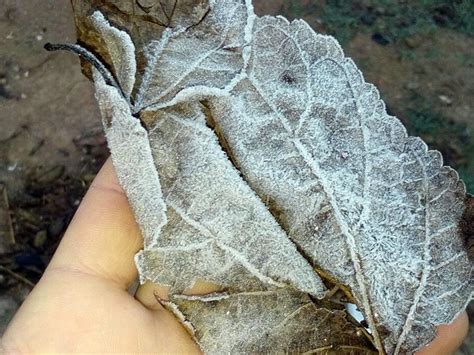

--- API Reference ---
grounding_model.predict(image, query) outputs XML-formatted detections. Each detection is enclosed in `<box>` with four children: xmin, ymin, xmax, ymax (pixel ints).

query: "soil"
<box><xmin>0</xmin><ymin>0</ymin><xmax>108</xmax><ymax>334</ymax></box>
<box><xmin>0</xmin><ymin>0</ymin><xmax>472</xmax><ymax>351</ymax></box>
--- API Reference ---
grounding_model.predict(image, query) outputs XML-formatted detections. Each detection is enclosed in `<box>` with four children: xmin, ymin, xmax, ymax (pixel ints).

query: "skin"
<box><xmin>0</xmin><ymin>159</ymin><xmax>469</xmax><ymax>354</ymax></box>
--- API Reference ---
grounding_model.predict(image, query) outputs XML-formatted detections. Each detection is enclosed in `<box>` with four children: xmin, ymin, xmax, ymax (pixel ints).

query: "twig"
<box><xmin>1</xmin><ymin>185</ymin><xmax>15</xmax><ymax>244</ymax></box>
<box><xmin>302</xmin><ymin>345</ymin><xmax>333</xmax><ymax>354</ymax></box>
<box><xmin>0</xmin><ymin>265</ymin><xmax>35</xmax><ymax>288</ymax></box>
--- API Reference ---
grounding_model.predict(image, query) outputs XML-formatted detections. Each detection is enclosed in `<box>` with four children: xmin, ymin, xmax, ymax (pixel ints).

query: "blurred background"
<box><xmin>0</xmin><ymin>0</ymin><xmax>472</xmax><ymax>351</ymax></box>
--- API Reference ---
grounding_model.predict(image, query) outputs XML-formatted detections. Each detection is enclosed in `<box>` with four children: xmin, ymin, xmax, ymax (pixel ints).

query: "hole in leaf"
<box><xmin>346</xmin><ymin>303</ymin><xmax>372</xmax><ymax>334</ymax></box>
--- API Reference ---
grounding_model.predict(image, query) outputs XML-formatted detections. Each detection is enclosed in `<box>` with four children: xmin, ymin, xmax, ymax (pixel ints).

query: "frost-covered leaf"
<box><xmin>93</xmin><ymin>70</ymin><xmax>167</xmax><ymax>247</ymax></box>
<box><xmin>93</xmin><ymin>49</ymin><xmax>326</xmax><ymax>297</ymax></box>
<box><xmin>72</xmin><ymin>0</ymin><xmax>252</xmax><ymax>105</ymax></box>
<box><xmin>169</xmin><ymin>289</ymin><xmax>375</xmax><ymax>354</ymax></box>
<box><xmin>71</xmin><ymin>0</ymin><xmax>210</xmax><ymax>53</ymax></box>
<box><xmin>93</xmin><ymin>68</ymin><xmax>348</xmax><ymax>349</ymax></box>
<box><xmin>132</xmin><ymin>102</ymin><xmax>325</xmax><ymax>296</ymax></box>
<box><xmin>209</xmin><ymin>15</ymin><xmax>473</xmax><ymax>354</ymax></box>
<box><xmin>133</xmin><ymin>0</ymin><xmax>253</xmax><ymax>110</ymax></box>
<box><xmin>62</xmin><ymin>1</ymin><xmax>474</xmax><ymax>354</ymax></box>
<box><xmin>90</xmin><ymin>11</ymin><xmax>137</xmax><ymax>98</ymax></box>
<box><xmin>71</xmin><ymin>0</ymin><xmax>210</xmax><ymax>84</ymax></box>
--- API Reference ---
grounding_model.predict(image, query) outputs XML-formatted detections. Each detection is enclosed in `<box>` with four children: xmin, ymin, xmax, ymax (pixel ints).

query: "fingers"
<box><xmin>416</xmin><ymin>311</ymin><xmax>469</xmax><ymax>355</ymax></box>
<box><xmin>46</xmin><ymin>158</ymin><xmax>143</xmax><ymax>289</ymax></box>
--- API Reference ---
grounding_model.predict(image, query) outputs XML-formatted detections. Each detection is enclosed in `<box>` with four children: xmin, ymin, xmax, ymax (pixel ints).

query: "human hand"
<box><xmin>1</xmin><ymin>159</ymin><xmax>199</xmax><ymax>354</ymax></box>
<box><xmin>0</xmin><ymin>159</ymin><xmax>469</xmax><ymax>354</ymax></box>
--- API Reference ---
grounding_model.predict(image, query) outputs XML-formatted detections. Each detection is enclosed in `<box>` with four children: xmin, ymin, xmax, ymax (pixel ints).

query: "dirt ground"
<box><xmin>0</xmin><ymin>0</ymin><xmax>472</xmax><ymax>352</ymax></box>
<box><xmin>0</xmin><ymin>0</ymin><xmax>108</xmax><ymax>334</ymax></box>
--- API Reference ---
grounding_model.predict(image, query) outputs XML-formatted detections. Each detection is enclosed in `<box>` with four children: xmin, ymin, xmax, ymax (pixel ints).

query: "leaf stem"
<box><xmin>44</xmin><ymin>42</ymin><xmax>126</xmax><ymax>100</ymax></box>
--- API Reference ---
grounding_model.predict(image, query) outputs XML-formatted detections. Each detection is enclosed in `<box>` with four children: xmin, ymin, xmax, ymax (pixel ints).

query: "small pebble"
<box><xmin>33</xmin><ymin>230</ymin><xmax>48</xmax><ymax>249</ymax></box>
<box><xmin>438</xmin><ymin>95</ymin><xmax>453</xmax><ymax>105</ymax></box>
<box><xmin>82</xmin><ymin>173</ymin><xmax>97</xmax><ymax>184</ymax></box>
<box><xmin>375</xmin><ymin>7</ymin><xmax>386</xmax><ymax>15</ymax></box>
<box><xmin>7</xmin><ymin>163</ymin><xmax>17</xmax><ymax>172</ymax></box>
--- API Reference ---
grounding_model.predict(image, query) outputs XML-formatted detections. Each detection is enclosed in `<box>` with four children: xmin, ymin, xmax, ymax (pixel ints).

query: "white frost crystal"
<box><xmin>73</xmin><ymin>0</ymin><xmax>473</xmax><ymax>354</ymax></box>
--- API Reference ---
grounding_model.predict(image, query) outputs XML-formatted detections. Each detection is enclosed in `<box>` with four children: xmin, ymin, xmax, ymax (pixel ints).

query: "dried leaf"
<box><xmin>71</xmin><ymin>0</ymin><xmax>210</xmax><ymax>84</ymax></box>
<box><xmin>63</xmin><ymin>0</ymin><xmax>474</xmax><ymax>354</ymax></box>
<box><xmin>169</xmin><ymin>290</ymin><xmax>375</xmax><ymax>354</ymax></box>
<box><xmin>90</xmin><ymin>11</ymin><xmax>137</xmax><ymax>98</ymax></box>
<box><xmin>93</xmin><ymin>69</ymin><xmax>167</xmax><ymax>247</ymax></box>
<box><xmin>208</xmin><ymin>16</ymin><xmax>472</xmax><ymax>353</ymax></box>
<box><xmin>132</xmin><ymin>102</ymin><xmax>325</xmax><ymax>297</ymax></box>
<box><xmin>133</xmin><ymin>0</ymin><xmax>253</xmax><ymax>110</ymax></box>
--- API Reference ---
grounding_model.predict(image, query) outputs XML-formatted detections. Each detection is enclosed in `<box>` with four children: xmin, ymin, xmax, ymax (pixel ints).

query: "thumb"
<box><xmin>46</xmin><ymin>157</ymin><xmax>143</xmax><ymax>289</ymax></box>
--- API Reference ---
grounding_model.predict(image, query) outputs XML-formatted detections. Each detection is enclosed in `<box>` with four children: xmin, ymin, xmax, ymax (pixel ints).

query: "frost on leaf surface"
<box><xmin>72</xmin><ymin>0</ymin><xmax>211</xmax><ymax>77</ymax></box>
<box><xmin>66</xmin><ymin>0</ymin><xmax>474</xmax><ymax>354</ymax></box>
<box><xmin>133</xmin><ymin>102</ymin><xmax>325</xmax><ymax>297</ymax></box>
<box><xmin>89</xmin><ymin>9</ymin><xmax>325</xmax><ymax>296</ymax></box>
<box><xmin>133</xmin><ymin>0</ymin><xmax>252</xmax><ymax>110</ymax></box>
<box><xmin>210</xmin><ymin>15</ymin><xmax>473</xmax><ymax>353</ymax></box>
